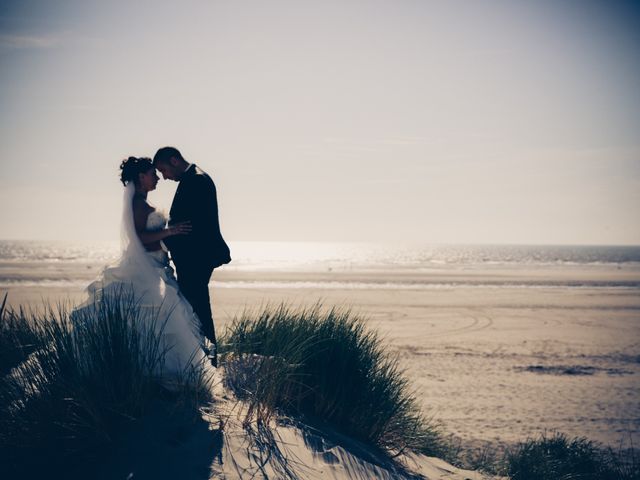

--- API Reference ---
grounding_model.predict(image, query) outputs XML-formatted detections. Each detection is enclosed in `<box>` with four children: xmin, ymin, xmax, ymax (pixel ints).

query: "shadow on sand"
<box><xmin>69</xmin><ymin>398</ymin><xmax>223</xmax><ymax>480</ymax></box>
<box><xmin>224</xmin><ymin>415</ymin><xmax>428</xmax><ymax>480</ymax></box>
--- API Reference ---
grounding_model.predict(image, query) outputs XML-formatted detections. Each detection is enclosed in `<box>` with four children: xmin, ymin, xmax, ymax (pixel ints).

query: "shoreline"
<box><xmin>2</xmin><ymin>260</ymin><xmax>640</xmax><ymax>284</ymax></box>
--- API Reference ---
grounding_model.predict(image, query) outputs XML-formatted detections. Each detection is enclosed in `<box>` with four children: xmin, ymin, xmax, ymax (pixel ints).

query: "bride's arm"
<box><xmin>133</xmin><ymin>201</ymin><xmax>191</xmax><ymax>245</ymax></box>
<box><xmin>137</xmin><ymin>222</ymin><xmax>191</xmax><ymax>245</ymax></box>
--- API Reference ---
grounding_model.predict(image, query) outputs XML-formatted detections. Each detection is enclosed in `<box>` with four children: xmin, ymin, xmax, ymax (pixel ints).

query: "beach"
<box><xmin>3</xmin><ymin>254</ymin><xmax>639</xmax><ymax>455</ymax></box>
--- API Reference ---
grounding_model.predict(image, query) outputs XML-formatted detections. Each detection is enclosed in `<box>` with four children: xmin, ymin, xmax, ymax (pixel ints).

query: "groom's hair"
<box><xmin>153</xmin><ymin>146</ymin><xmax>186</xmax><ymax>166</ymax></box>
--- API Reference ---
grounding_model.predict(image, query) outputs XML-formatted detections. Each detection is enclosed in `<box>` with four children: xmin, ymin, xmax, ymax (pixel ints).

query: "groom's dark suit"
<box><xmin>163</xmin><ymin>164</ymin><xmax>231</xmax><ymax>349</ymax></box>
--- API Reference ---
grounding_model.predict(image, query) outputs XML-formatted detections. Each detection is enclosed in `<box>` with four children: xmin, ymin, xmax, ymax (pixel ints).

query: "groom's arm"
<box><xmin>167</xmin><ymin>174</ymin><xmax>224</xmax><ymax>262</ymax></box>
<box><xmin>190</xmin><ymin>172</ymin><xmax>231</xmax><ymax>265</ymax></box>
<box><xmin>185</xmin><ymin>175</ymin><xmax>219</xmax><ymax>234</ymax></box>
<box><xmin>166</xmin><ymin>176</ymin><xmax>209</xmax><ymax>249</ymax></box>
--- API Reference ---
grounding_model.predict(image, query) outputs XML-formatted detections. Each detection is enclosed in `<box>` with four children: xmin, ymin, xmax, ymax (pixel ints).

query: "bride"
<box><xmin>74</xmin><ymin>156</ymin><xmax>211</xmax><ymax>377</ymax></box>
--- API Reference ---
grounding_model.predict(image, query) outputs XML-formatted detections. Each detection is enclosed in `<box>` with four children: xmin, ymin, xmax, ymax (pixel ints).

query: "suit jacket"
<box><xmin>164</xmin><ymin>164</ymin><xmax>231</xmax><ymax>271</ymax></box>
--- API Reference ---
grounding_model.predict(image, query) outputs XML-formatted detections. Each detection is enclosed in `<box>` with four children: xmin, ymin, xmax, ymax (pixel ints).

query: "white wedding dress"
<box><xmin>73</xmin><ymin>183</ymin><xmax>210</xmax><ymax>378</ymax></box>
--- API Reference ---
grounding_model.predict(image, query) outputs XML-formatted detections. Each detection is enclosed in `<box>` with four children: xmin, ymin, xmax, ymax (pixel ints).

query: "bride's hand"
<box><xmin>168</xmin><ymin>221</ymin><xmax>192</xmax><ymax>236</ymax></box>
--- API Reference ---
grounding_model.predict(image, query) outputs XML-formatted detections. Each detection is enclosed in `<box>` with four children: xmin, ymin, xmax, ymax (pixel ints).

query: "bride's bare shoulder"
<box><xmin>132</xmin><ymin>198</ymin><xmax>155</xmax><ymax>231</ymax></box>
<box><xmin>132</xmin><ymin>197</ymin><xmax>154</xmax><ymax>213</ymax></box>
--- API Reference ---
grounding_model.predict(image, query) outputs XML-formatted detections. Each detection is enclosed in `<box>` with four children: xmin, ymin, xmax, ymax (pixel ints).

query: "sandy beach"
<box><xmin>3</xmin><ymin>262</ymin><xmax>639</xmax><ymax>455</ymax></box>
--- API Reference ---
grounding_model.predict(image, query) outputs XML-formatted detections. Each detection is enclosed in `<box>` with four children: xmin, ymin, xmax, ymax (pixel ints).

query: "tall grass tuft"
<box><xmin>506</xmin><ymin>432</ymin><xmax>640</xmax><ymax>480</ymax></box>
<box><xmin>0</xmin><ymin>293</ymin><xmax>43</xmax><ymax>377</ymax></box>
<box><xmin>0</xmin><ymin>289</ymin><xmax>212</xmax><ymax>478</ymax></box>
<box><xmin>221</xmin><ymin>303</ymin><xmax>445</xmax><ymax>456</ymax></box>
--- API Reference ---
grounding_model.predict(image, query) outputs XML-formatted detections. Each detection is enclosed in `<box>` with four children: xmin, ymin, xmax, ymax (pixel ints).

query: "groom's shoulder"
<box><xmin>186</xmin><ymin>165</ymin><xmax>216</xmax><ymax>191</ymax></box>
<box><xmin>193</xmin><ymin>165</ymin><xmax>216</xmax><ymax>183</ymax></box>
<box><xmin>193</xmin><ymin>165</ymin><xmax>208</xmax><ymax>176</ymax></box>
<box><xmin>183</xmin><ymin>164</ymin><xmax>208</xmax><ymax>181</ymax></box>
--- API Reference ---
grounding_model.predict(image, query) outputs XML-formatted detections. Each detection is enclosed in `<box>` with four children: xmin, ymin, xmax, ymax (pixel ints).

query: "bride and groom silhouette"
<box><xmin>77</xmin><ymin>146</ymin><xmax>230</xmax><ymax>372</ymax></box>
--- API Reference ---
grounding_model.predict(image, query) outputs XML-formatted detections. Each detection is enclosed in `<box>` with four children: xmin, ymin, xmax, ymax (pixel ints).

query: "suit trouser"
<box><xmin>176</xmin><ymin>263</ymin><xmax>217</xmax><ymax>347</ymax></box>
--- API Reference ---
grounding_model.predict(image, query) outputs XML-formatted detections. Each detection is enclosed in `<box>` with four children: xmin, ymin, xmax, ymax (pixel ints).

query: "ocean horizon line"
<box><xmin>2</xmin><ymin>278</ymin><xmax>639</xmax><ymax>291</ymax></box>
<box><xmin>1</xmin><ymin>238</ymin><xmax>640</xmax><ymax>248</ymax></box>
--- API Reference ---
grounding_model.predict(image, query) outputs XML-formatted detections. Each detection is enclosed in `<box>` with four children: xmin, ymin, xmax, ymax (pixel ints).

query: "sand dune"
<box><xmin>75</xmin><ymin>372</ymin><xmax>501</xmax><ymax>480</ymax></box>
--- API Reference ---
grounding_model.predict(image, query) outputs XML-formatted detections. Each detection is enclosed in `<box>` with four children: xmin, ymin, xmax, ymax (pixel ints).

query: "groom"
<box><xmin>153</xmin><ymin>146</ymin><xmax>231</xmax><ymax>367</ymax></box>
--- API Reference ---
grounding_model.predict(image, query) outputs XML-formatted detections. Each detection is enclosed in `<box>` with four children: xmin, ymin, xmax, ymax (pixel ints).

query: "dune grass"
<box><xmin>504</xmin><ymin>432</ymin><xmax>639</xmax><ymax>480</ymax></box>
<box><xmin>220</xmin><ymin>303</ymin><xmax>446</xmax><ymax>457</ymax></box>
<box><xmin>0</xmin><ymin>290</ymin><xmax>212</xmax><ymax>478</ymax></box>
<box><xmin>0</xmin><ymin>293</ymin><xmax>42</xmax><ymax>377</ymax></box>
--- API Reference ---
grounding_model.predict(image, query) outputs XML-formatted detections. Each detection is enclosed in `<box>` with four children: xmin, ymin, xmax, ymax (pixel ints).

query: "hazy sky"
<box><xmin>1</xmin><ymin>0</ymin><xmax>639</xmax><ymax>245</ymax></box>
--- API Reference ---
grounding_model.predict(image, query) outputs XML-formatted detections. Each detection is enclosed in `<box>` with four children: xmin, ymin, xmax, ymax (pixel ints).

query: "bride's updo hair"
<box><xmin>119</xmin><ymin>156</ymin><xmax>153</xmax><ymax>186</ymax></box>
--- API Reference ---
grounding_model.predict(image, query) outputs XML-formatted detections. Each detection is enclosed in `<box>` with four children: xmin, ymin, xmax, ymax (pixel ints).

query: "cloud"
<box><xmin>0</xmin><ymin>33</ymin><xmax>61</xmax><ymax>50</ymax></box>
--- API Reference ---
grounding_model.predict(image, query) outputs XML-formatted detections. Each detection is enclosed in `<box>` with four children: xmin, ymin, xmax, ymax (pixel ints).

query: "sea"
<box><xmin>1</xmin><ymin>240</ymin><xmax>639</xmax><ymax>290</ymax></box>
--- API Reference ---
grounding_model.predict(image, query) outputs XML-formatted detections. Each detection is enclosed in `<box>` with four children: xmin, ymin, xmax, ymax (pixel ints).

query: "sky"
<box><xmin>1</xmin><ymin>0</ymin><xmax>639</xmax><ymax>245</ymax></box>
